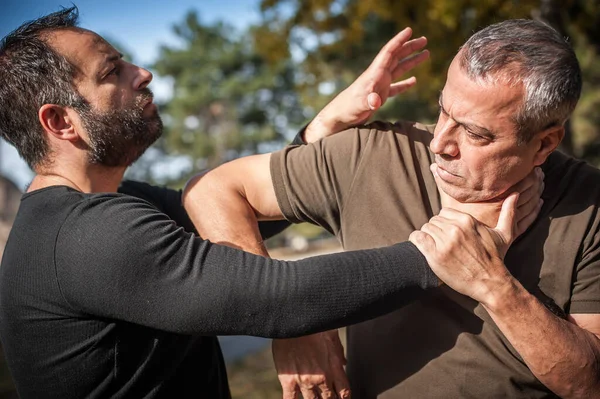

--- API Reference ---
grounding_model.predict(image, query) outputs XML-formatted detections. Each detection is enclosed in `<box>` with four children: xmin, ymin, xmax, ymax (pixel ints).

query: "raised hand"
<box><xmin>305</xmin><ymin>27</ymin><xmax>429</xmax><ymax>142</ymax></box>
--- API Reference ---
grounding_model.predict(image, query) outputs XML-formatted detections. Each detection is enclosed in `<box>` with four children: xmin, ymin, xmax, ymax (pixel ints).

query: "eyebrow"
<box><xmin>438</xmin><ymin>91</ymin><xmax>496</xmax><ymax>140</ymax></box>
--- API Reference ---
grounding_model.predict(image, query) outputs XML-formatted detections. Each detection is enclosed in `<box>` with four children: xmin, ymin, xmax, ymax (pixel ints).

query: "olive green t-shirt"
<box><xmin>270</xmin><ymin>120</ymin><xmax>600</xmax><ymax>398</ymax></box>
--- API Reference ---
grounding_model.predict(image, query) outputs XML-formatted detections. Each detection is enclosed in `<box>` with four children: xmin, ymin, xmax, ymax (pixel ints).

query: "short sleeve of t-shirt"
<box><xmin>566</xmin><ymin>162</ymin><xmax>600</xmax><ymax>314</ymax></box>
<box><xmin>270</xmin><ymin>125</ymin><xmax>372</xmax><ymax>236</ymax></box>
<box><xmin>570</xmin><ymin>230</ymin><xmax>600</xmax><ymax>313</ymax></box>
<box><xmin>270</xmin><ymin>121</ymin><xmax>436</xmax><ymax>239</ymax></box>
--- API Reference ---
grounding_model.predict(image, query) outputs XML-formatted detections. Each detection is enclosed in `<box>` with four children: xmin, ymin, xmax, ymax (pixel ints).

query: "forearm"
<box><xmin>484</xmin><ymin>279</ymin><xmax>600</xmax><ymax>398</ymax></box>
<box><xmin>303</xmin><ymin>104</ymin><xmax>352</xmax><ymax>143</ymax></box>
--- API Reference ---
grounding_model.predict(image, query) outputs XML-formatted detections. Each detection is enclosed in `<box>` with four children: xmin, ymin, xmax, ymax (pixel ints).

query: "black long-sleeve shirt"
<box><xmin>0</xmin><ymin>182</ymin><xmax>436</xmax><ymax>398</ymax></box>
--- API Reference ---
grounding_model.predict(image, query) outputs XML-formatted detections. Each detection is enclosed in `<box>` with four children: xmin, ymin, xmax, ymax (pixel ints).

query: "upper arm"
<box><xmin>119</xmin><ymin>180</ymin><xmax>197</xmax><ymax>233</ymax></box>
<box><xmin>184</xmin><ymin>152</ymin><xmax>283</xmax><ymax>221</ymax></box>
<box><xmin>269</xmin><ymin>127</ymin><xmax>368</xmax><ymax>235</ymax></box>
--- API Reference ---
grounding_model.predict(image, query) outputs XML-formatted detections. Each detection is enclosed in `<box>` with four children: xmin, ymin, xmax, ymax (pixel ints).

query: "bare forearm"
<box><xmin>304</xmin><ymin>102</ymin><xmax>352</xmax><ymax>143</ymax></box>
<box><xmin>484</xmin><ymin>279</ymin><xmax>600</xmax><ymax>398</ymax></box>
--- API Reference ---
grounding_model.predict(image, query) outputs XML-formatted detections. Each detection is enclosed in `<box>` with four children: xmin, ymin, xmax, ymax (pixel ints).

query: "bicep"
<box><xmin>184</xmin><ymin>153</ymin><xmax>283</xmax><ymax>221</ymax></box>
<box><xmin>239</xmin><ymin>153</ymin><xmax>284</xmax><ymax>220</ymax></box>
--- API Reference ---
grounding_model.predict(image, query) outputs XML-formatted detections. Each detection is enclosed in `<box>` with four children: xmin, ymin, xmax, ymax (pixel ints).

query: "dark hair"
<box><xmin>0</xmin><ymin>6</ymin><xmax>86</xmax><ymax>169</ymax></box>
<box><xmin>459</xmin><ymin>19</ymin><xmax>582</xmax><ymax>144</ymax></box>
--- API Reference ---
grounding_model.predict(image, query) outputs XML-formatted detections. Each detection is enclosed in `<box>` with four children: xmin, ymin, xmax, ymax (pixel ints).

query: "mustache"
<box><xmin>134</xmin><ymin>88</ymin><xmax>154</xmax><ymax>108</ymax></box>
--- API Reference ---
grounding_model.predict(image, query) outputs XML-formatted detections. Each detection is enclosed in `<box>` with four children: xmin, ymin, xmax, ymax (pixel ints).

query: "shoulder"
<box><xmin>543</xmin><ymin>152</ymin><xmax>600</xmax><ymax>204</ymax></box>
<box><xmin>351</xmin><ymin>120</ymin><xmax>434</xmax><ymax>149</ymax></box>
<box><xmin>311</xmin><ymin>120</ymin><xmax>434</xmax><ymax>153</ymax></box>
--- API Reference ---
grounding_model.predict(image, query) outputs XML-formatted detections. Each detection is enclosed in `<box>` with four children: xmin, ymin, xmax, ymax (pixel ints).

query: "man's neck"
<box><xmin>439</xmin><ymin>188</ymin><xmax>502</xmax><ymax>228</ymax></box>
<box><xmin>29</xmin><ymin>163</ymin><xmax>125</xmax><ymax>194</ymax></box>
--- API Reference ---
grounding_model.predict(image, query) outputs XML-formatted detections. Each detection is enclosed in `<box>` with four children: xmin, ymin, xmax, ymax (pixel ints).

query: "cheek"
<box><xmin>480</xmin><ymin>154</ymin><xmax>532</xmax><ymax>191</ymax></box>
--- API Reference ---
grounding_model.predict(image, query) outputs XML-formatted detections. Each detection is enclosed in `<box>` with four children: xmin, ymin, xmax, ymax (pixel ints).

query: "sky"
<box><xmin>0</xmin><ymin>0</ymin><xmax>264</xmax><ymax>190</ymax></box>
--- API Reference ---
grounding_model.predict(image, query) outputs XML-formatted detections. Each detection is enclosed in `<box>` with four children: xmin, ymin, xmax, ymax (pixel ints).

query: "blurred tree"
<box><xmin>258</xmin><ymin>0</ymin><xmax>600</xmax><ymax>160</ymax></box>
<box><xmin>153</xmin><ymin>11</ymin><xmax>305</xmax><ymax>174</ymax></box>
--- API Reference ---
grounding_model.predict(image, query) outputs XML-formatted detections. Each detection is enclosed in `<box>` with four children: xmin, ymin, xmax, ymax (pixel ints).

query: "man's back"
<box><xmin>270</xmin><ymin>121</ymin><xmax>600</xmax><ymax>398</ymax></box>
<box><xmin>0</xmin><ymin>186</ymin><xmax>229</xmax><ymax>398</ymax></box>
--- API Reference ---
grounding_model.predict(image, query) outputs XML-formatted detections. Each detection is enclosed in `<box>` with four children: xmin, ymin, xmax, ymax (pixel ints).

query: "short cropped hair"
<box><xmin>0</xmin><ymin>7</ymin><xmax>86</xmax><ymax>168</ymax></box>
<box><xmin>459</xmin><ymin>19</ymin><xmax>582</xmax><ymax>144</ymax></box>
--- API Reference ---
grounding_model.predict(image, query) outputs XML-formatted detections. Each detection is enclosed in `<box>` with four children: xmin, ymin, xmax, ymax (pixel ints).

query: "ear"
<box><xmin>533</xmin><ymin>125</ymin><xmax>564</xmax><ymax>166</ymax></box>
<box><xmin>38</xmin><ymin>104</ymin><xmax>79</xmax><ymax>142</ymax></box>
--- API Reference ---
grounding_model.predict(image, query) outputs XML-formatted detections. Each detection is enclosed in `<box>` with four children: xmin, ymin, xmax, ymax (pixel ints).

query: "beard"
<box><xmin>77</xmin><ymin>88</ymin><xmax>163</xmax><ymax>167</ymax></box>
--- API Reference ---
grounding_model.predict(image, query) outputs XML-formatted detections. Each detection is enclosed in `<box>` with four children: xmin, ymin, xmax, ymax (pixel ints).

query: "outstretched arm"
<box><xmin>302</xmin><ymin>27</ymin><xmax>429</xmax><ymax>142</ymax></box>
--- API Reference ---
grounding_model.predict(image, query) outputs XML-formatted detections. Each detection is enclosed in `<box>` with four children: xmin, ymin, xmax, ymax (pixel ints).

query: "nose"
<box><xmin>430</xmin><ymin>118</ymin><xmax>459</xmax><ymax>158</ymax></box>
<box><xmin>133</xmin><ymin>65</ymin><xmax>153</xmax><ymax>91</ymax></box>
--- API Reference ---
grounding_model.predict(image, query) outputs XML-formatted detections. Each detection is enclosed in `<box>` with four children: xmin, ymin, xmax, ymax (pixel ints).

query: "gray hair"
<box><xmin>458</xmin><ymin>19</ymin><xmax>582</xmax><ymax>144</ymax></box>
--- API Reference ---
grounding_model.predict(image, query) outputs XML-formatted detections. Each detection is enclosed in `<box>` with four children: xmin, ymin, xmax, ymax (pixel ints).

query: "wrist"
<box><xmin>479</xmin><ymin>271</ymin><xmax>524</xmax><ymax>314</ymax></box>
<box><xmin>306</xmin><ymin>103</ymin><xmax>352</xmax><ymax>142</ymax></box>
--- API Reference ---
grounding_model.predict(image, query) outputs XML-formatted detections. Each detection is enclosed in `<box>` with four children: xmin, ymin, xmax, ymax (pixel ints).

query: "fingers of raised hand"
<box><xmin>381</xmin><ymin>27</ymin><xmax>413</xmax><ymax>54</ymax></box>
<box><xmin>394</xmin><ymin>36</ymin><xmax>428</xmax><ymax>59</ymax></box>
<box><xmin>391</xmin><ymin>50</ymin><xmax>430</xmax><ymax>80</ymax></box>
<box><xmin>375</xmin><ymin>27</ymin><xmax>414</xmax><ymax>65</ymax></box>
<box><xmin>388</xmin><ymin>77</ymin><xmax>417</xmax><ymax>97</ymax></box>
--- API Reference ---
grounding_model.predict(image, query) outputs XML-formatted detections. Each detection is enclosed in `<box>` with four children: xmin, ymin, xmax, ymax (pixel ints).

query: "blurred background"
<box><xmin>1</xmin><ymin>0</ymin><xmax>600</xmax><ymax>397</ymax></box>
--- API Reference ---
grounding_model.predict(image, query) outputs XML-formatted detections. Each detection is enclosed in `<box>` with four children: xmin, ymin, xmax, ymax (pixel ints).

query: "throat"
<box><xmin>439</xmin><ymin>189</ymin><xmax>501</xmax><ymax>228</ymax></box>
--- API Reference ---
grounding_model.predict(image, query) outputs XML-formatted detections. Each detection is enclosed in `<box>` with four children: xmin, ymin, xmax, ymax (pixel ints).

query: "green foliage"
<box><xmin>153</xmin><ymin>11</ymin><xmax>305</xmax><ymax>172</ymax></box>
<box><xmin>258</xmin><ymin>0</ymin><xmax>600</xmax><ymax>161</ymax></box>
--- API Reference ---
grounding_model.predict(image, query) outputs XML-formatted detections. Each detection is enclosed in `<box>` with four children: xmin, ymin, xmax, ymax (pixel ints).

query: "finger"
<box><xmin>495</xmin><ymin>192</ymin><xmax>519</xmax><ymax>243</ymax></box>
<box><xmin>373</xmin><ymin>27</ymin><xmax>413</xmax><ymax>66</ymax></box>
<box><xmin>367</xmin><ymin>92</ymin><xmax>382</xmax><ymax>110</ymax></box>
<box><xmin>393</xmin><ymin>36</ymin><xmax>428</xmax><ymax>60</ymax></box>
<box><xmin>318</xmin><ymin>384</ymin><xmax>335</xmax><ymax>399</ymax></box>
<box><xmin>419</xmin><ymin>222</ymin><xmax>449</xmax><ymax>248</ymax></box>
<box><xmin>516</xmin><ymin>185</ymin><xmax>543</xmax><ymax>224</ymax></box>
<box><xmin>388</xmin><ymin>77</ymin><xmax>417</xmax><ymax>97</ymax></box>
<box><xmin>282</xmin><ymin>384</ymin><xmax>299</xmax><ymax>399</ymax></box>
<box><xmin>512</xmin><ymin>167</ymin><xmax>543</xmax><ymax>206</ymax></box>
<box><xmin>437</xmin><ymin>207</ymin><xmax>475</xmax><ymax>224</ymax></box>
<box><xmin>409</xmin><ymin>230</ymin><xmax>434</xmax><ymax>250</ymax></box>
<box><xmin>516</xmin><ymin>198</ymin><xmax>543</xmax><ymax>237</ymax></box>
<box><xmin>391</xmin><ymin>50</ymin><xmax>430</xmax><ymax>80</ymax></box>
<box><xmin>300</xmin><ymin>387</ymin><xmax>318</xmax><ymax>399</ymax></box>
<box><xmin>331</xmin><ymin>371</ymin><xmax>351</xmax><ymax>399</ymax></box>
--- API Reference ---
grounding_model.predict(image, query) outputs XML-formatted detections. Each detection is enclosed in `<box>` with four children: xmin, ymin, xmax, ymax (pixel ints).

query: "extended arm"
<box><xmin>57</xmin><ymin>194</ymin><xmax>436</xmax><ymax>338</ymax></box>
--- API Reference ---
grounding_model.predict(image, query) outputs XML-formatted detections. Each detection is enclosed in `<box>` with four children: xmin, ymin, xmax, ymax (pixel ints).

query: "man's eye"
<box><xmin>466</xmin><ymin>131</ymin><xmax>485</xmax><ymax>141</ymax></box>
<box><xmin>107</xmin><ymin>67</ymin><xmax>119</xmax><ymax>77</ymax></box>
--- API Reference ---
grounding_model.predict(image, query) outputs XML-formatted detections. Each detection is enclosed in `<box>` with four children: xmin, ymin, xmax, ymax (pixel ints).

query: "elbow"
<box><xmin>182</xmin><ymin>170</ymin><xmax>220</xmax><ymax>209</ymax></box>
<box><xmin>543</xmin><ymin>361</ymin><xmax>600</xmax><ymax>399</ymax></box>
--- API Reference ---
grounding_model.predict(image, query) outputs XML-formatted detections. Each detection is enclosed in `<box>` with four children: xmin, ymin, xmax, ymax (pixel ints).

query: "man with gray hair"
<box><xmin>187</xmin><ymin>19</ymin><xmax>600</xmax><ymax>398</ymax></box>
